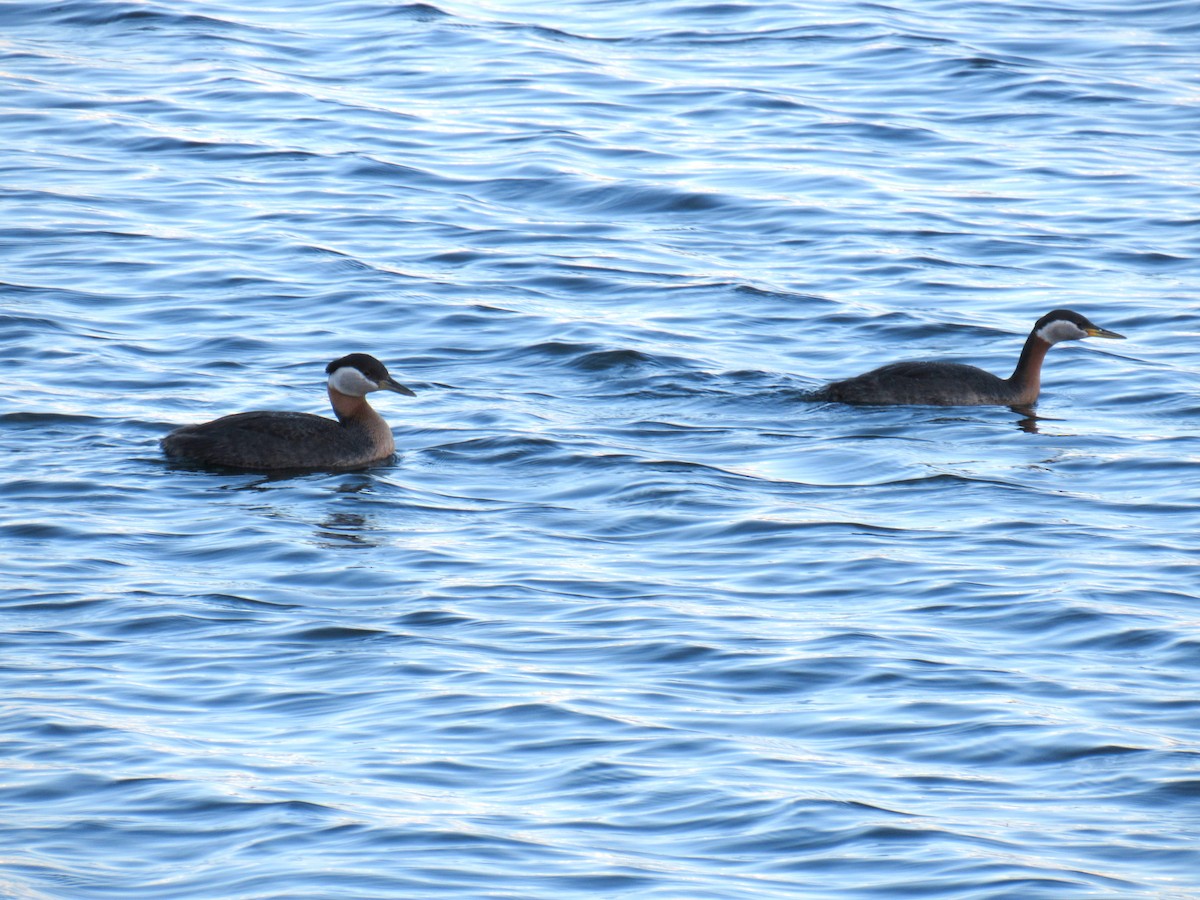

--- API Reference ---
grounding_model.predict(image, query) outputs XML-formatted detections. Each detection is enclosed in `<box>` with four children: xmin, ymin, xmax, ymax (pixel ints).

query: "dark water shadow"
<box><xmin>1010</xmin><ymin>405</ymin><xmax>1041</xmax><ymax>433</ymax></box>
<box><xmin>312</xmin><ymin>511</ymin><xmax>381</xmax><ymax>549</ymax></box>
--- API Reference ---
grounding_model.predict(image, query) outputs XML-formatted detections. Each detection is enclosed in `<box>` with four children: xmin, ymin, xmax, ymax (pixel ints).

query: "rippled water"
<box><xmin>3</xmin><ymin>1</ymin><xmax>1200</xmax><ymax>897</ymax></box>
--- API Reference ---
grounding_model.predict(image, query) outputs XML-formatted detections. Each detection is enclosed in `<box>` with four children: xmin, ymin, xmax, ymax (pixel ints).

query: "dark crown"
<box><xmin>326</xmin><ymin>353</ymin><xmax>389</xmax><ymax>380</ymax></box>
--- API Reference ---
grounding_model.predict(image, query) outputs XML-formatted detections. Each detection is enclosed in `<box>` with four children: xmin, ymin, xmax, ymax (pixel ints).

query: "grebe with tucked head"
<box><xmin>812</xmin><ymin>309</ymin><xmax>1125</xmax><ymax>407</ymax></box>
<box><xmin>162</xmin><ymin>353</ymin><xmax>415</xmax><ymax>469</ymax></box>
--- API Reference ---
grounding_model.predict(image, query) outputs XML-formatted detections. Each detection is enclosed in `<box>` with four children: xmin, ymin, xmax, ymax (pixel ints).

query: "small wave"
<box><xmin>6</xmin><ymin>0</ymin><xmax>245</xmax><ymax>34</ymax></box>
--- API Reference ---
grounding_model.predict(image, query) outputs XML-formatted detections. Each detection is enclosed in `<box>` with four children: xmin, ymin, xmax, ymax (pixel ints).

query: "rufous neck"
<box><xmin>328</xmin><ymin>385</ymin><xmax>372</xmax><ymax>423</ymax></box>
<box><xmin>1006</xmin><ymin>333</ymin><xmax>1050</xmax><ymax>404</ymax></box>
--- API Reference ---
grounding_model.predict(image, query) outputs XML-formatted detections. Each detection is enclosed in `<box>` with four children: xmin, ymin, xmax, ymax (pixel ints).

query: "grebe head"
<box><xmin>1034</xmin><ymin>309</ymin><xmax>1125</xmax><ymax>345</ymax></box>
<box><xmin>326</xmin><ymin>353</ymin><xmax>416</xmax><ymax>397</ymax></box>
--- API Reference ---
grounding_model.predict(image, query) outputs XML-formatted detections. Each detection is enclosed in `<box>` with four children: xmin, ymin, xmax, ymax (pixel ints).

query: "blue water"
<box><xmin>3</xmin><ymin>1</ymin><xmax>1200</xmax><ymax>897</ymax></box>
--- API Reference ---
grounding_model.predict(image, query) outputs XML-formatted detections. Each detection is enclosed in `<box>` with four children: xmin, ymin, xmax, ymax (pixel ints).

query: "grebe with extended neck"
<box><xmin>812</xmin><ymin>309</ymin><xmax>1124</xmax><ymax>407</ymax></box>
<box><xmin>162</xmin><ymin>353</ymin><xmax>415</xmax><ymax>469</ymax></box>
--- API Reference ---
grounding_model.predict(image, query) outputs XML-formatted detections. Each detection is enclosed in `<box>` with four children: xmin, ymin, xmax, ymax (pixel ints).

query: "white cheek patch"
<box><xmin>1036</xmin><ymin>319</ymin><xmax>1087</xmax><ymax>344</ymax></box>
<box><xmin>328</xmin><ymin>366</ymin><xmax>378</xmax><ymax>396</ymax></box>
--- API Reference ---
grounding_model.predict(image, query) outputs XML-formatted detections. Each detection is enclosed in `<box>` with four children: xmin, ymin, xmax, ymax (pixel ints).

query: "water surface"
<box><xmin>3</xmin><ymin>1</ymin><xmax>1199</xmax><ymax>898</ymax></box>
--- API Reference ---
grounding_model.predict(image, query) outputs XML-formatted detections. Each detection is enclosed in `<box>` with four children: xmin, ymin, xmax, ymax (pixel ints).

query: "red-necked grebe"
<box><xmin>812</xmin><ymin>309</ymin><xmax>1125</xmax><ymax>407</ymax></box>
<box><xmin>162</xmin><ymin>353</ymin><xmax>415</xmax><ymax>469</ymax></box>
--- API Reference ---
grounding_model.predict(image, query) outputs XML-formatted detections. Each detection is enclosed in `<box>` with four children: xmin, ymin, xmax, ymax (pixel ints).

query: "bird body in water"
<box><xmin>162</xmin><ymin>353</ymin><xmax>415</xmax><ymax>470</ymax></box>
<box><xmin>813</xmin><ymin>309</ymin><xmax>1124</xmax><ymax>407</ymax></box>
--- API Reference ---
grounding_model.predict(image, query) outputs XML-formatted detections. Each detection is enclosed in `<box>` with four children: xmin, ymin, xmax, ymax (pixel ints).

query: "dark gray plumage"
<box><xmin>812</xmin><ymin>309</ymin><xmax>1124</xmax><ymax>407</ymax></box>
<box><xmin>162</xmin><ymin>354</ymin><xmax>415</xmax><ymax>470</ymax></box>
